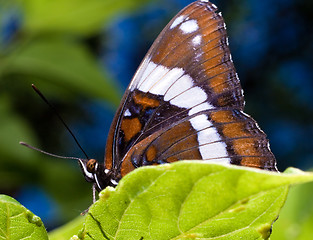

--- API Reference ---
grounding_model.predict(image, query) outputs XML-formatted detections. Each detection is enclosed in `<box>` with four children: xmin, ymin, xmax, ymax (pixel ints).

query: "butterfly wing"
<box><xmin>105</xmin><ymin>0</ymin><xmax>277</xmax><ymax>179</ymax></box>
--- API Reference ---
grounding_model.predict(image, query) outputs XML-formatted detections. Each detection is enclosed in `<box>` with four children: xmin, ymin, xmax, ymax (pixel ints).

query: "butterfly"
<box><xmin>79</xmin><ymin>0</ymin><xmax>277</xmax><ymax>193</ymax></box>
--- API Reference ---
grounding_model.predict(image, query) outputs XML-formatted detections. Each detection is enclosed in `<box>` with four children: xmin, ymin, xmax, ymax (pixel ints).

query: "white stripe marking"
<box><xmin>200</xmin><ymin>141</ymin><xmax>229</xmax><ymax>160</ymax></box>
<box><xmin>164</xmin><ymin>74</ymin><xmax>193</xmax><ymax>101</ymax></box>
<box><xmin>139</xmin><ymin>63</ymin><xmax>168</xmax><ymax>92</ymax></box>
<box><xmin>124</xmin><ymin>109</ymin><xmax>131</xmax><ymax>117</ymax></box>
<box><xmin>188</xmin><ymin>102</ymin><xmax>214</xmax><ymax>115</ymax></box>
<box><xmin>211</xmin><ymin>3</ymin><xmax>218</xmax><ymax>9</ymax></box>
<box><xmin>136</xmin><ymin>61</ymin><xmax>211</xmax><ymax>110</ymax></box>
<box><xmin>149</xmin><ymin>68</ymin><xmax>184</xmax><ymax>95</ymax></box>
<box><xmin>130</xmin><ymin>57</ymin><xmax>151</xmax><ymax>90</ymax></box>
<box><xmin>189</xmin><ymin>114</ymin><xmax>210</xmax><ymax>131</ymax></box>
<box><xmin>170</xmin><ymin>86</ymin><xmax>207</xmax><ymax>109</ymax></box>
<box><xmin>180</xmin><ymin>20</ymin><xmax>199</xmax><ymax>34</ymax></box>
<box><xmin>189</xmin><ymin>114</ymin><xmax>230</xmax><ymax>161</ymax></box>
<box><xmin>205</xmin><ymin>158</ymin><xmax>230</xmax><ymax>164</ymax></box>
<box><xmin>137</xmin><ymin>60</ymin><xmax>157</xmax><ymax>88</ymax></box>
<box><xmin>132</xmin><ymin>60</ymin><xmax>229</xmax><ymax>161</ymax></box>
<box><xmin>198</xmin><ymin>128</ymin><xmax>223</xmax><ymax>146</ymax></box>
<box><xmin>170</xmin><ymin>15</ymin><xmax>184</xmax><ymax>29</ymax></box>
<box><xmin>192</xmin><ymin>35</ymin><xmax>202</xmax><ymax>46</ymax></box>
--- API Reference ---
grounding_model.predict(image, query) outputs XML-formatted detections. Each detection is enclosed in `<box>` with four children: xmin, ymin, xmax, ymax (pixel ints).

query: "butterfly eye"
<box><xmin>86</xmin><ymin>159</ymin><xmax>98</xmax><ymax>173</ymax></box>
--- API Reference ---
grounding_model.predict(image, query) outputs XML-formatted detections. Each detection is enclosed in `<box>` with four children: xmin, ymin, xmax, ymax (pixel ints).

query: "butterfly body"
<box><xmin>79</xmin><ymin>0</ymin><xmax>277</xmax><ymax>192</ymax></box>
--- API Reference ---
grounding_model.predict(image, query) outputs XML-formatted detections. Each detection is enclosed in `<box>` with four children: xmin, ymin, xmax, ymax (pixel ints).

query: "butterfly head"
<box><xmin>78</xmin><ymin>158</ymin><xmax>117</xmax><ymax>191</ymax></box>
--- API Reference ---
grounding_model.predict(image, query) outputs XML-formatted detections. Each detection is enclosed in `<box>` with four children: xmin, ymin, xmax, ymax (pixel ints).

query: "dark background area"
<box><xmin>0</xmin><ymin>0</ymin><xmax>312</xmax><ymax>230</ymax></box>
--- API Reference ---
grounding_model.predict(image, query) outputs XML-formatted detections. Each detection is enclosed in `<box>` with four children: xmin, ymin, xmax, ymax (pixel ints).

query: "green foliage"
<box><xmin>4</xmin><ymin>37</ymin><xmax>120</xmax><ymax>103</ymax></box>
<box><xmin>1</xmin><ymin>0</ymin><xmax>313</xmax><ymax>238</ymax></box>
<box><xmin>22</xmin><ymin>0</ymin><xmax>150</xmax><ymax>35</ymax></box>
<box><xmin>2</xmin><ymin>162</ymin><xmax>313</xmax><ymax>239</ymax></box>
<box><xmin>49</xmin><ymin>216</ymin><xmax>85</xmax><ymax>240</ymax></box>
<box><xmin>271</xmin><ymin>180</ymin><xmax>313</xmax><ymax>239</ymax></box>
<box><xmin>0</xmin><ymin>0</ymin><xmax>150</xmax><ymax>225</ymax></box>
<box><xmin>0</xmin><ymin>95</ymin><xmax>39</xmax><ymax>190</ymax></box>
<box><xmin>81</xmin><ymin>162</ymin><xmax>313</xmax><ymax>240</ymax></box>
<box><xmin>50</xmin><ymin>162</ymin><xmax>313</xmax><ymax>239</ymax></box>
<box><xmin>0</xmin><ymin>194</ymin><xmax>48</xmax><ymax>239</ymax></box>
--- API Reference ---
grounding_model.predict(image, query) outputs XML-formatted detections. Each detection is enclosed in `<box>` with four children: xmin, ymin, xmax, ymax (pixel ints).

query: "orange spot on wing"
<box><xmin>208</xmin><ymin>71</ymin><xmax>232</xmax><ymax>92</ymax></box>
<box><xmin>222</xmin><ymin>122</ymin><xmax>248</xmax><ymax>138</ymax></box>
<box><xmin>166</xmin><ymin>156</ymin><xmax>179</xmax><ymax>163</ymax></box>
<box><xmin>240</xmin><ymin>157</ymin><xmax>262</xmax><ymax>168</ymax></box>
<box><xmin>105</xmin><ymin>154</ymin><xmax>113</xmax><ymax>170</ymax></box>
<box><xmin>121</xmin><ymin>118</ymin><xmax>142</xmax><ymax>142</ymax></box>
<box><xmin>133</xmin><ymin>93</ymin><xmax>160</xmax><ymax>110</ymax></box>
<box><xmin>209</xmin><ymin>74</ymin><xmax>229</xmax><ymax>93</ymax></box>
<box><xmin>121</xmin><ymin>158</ymin><xmax>135</xmax><ymax>177</ymax></box>
<box><xmin>148</xmin><ymin>121</ymin><xmax>202</xmax><ymax>160</ymax></box>
<box><xmin>210</xmin><ymin>110</ymin><xmax>235</xmax><ymax>123</ymax></box>
<box><xmin>201</xmin><ymin>19</ymin><xmax>231</xmax><ymax>94</ymax></box>
<box><xmin>146</xmin><ymin>145</ymin><xmax>157</xmax><ymax>162</ymax></box>
<box><xmin>105</xmin><ymin>117</ymin><xmax>116</xmax><ymax>170</ymax></box>
<box><xmin>232</xmin><ymin>138</ymin><xmax>259</xmax><ymax>156</ymax></box>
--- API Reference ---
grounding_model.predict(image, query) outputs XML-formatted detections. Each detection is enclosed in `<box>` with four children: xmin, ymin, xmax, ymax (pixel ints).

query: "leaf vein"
<box><xmin>172</xmin><ymin>185</ymin><xmax>286</xmax><ymax>239</ymax></box>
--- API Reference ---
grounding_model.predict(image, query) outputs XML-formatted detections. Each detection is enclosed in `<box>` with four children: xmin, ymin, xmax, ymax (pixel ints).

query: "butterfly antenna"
<box><xmin>19</xmin><ymin>141</ymin><xmax>81</xmax><ymax>161</ymax></box>
<box><xmin>31</xmin><ymin>84</ymin><xmax>90</xmax><ymax>159</ymax></box>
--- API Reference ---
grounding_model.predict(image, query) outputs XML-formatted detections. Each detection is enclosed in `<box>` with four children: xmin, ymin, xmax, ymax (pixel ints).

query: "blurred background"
<box><xmin>0</xmin><ymin>0</ymin><xmax>312</xmax><ymax>230</ymax></box>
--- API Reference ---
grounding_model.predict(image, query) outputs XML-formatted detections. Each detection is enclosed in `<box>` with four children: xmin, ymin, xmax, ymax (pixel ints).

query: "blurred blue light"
<box><xmin>278</xmin><ymin>60</ymin><xmax>313</xmax><ymax>109</ymax></box>
<box><xmin>0</xmin><ymin>9</ymin><xmax>21</xmax><ymax>46</ymax></box>
<box><xmin>16</xmin><ymin>185</ymin><xmax>60</xmax><ymax>228</ymax></box>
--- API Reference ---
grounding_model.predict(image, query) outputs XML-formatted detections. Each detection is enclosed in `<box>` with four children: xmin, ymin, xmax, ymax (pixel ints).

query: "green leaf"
<box><xmin>0</xmin><ymin>195</ymin><xmax>48</xmax><ymax>240</ymax></box>
<box><xmin>271</xmin><ymin>180</ymin><xmax>313</xmax><ymax>240</ymax></box>
<box><xmin>3</xmin><ymin>37</ymin><xmax>121</xmax><ymax>104</ymax></box>
<box><xmin>81</xmin><ymin>162</ymin><xmax>313</xmax><ymax>239</ymax></box>
<box><xmin>22</xmin><ymin>0</ymin><xmax>151</xmax><ymax>35</ymax></box>
<box><xmin>49</xmin><ymin>215</ymin><xmax>85</xmax><ymax>240</ymax></box>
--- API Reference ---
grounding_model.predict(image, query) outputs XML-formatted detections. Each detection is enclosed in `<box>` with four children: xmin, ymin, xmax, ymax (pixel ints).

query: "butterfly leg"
<box><xmin>92</xmin><ymin>183</ymin><xmax>97</xmax><ymax>203</ymax></box>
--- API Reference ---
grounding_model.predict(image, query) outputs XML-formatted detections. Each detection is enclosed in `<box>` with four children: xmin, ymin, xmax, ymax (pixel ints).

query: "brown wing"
<box><xmin>104</xmin><ymin>0</ymin><xmax>277</xmax><ymax>179</ymax></box>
